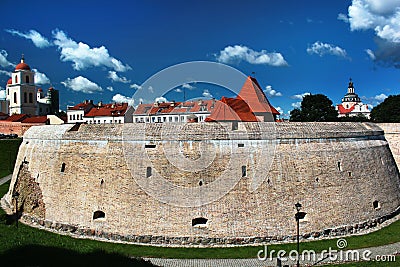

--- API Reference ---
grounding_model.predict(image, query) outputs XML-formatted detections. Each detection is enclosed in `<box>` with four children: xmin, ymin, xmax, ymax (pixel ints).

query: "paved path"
<box><xmin>145</xmin><ymin>241</ymin><xmax>400</xmax><ymax>266</ymax></box>
<box><xmin>0</xmin><ymin>174</ymin><xmax>11</xmax><ymax>186</ymax></box>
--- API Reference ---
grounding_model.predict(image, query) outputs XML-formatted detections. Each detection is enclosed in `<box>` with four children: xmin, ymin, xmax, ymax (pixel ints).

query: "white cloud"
<box><xmin>175</xmin><ymin>88</ymin><xmax>183</xmax><ymax>93</ymax></box>
<box><xmin>216</xmin><ymin>45</ymin><xmax>288</xmax><ymax>66</ymax></box>
<box><xmin>276</xmin><ymin>106</ymin><xmax>283</xmax><ymax>114</ymax></box>
<box><xmin>32</xmin><ymin>68</ymin><xmax>50</xmax><ymax>85</ymax></box>
<box><xmin>155</xmin><ymin>96</ymin><xmax>168</xmax><ymax>103</ymax></box>
<box><xmin>108</xmin><ymin>71</ymin><xmax>131</xmax><ymax>83</ymax></box>
<box><xmin>0</xmin><ymin>90</ymin><xmax>5</xmax><ymax>99</ymax></box>
<box><xmin>347</xmin><ymin>0</ymin><xmax>400</xmax><ymax>43</ymax></box>
<box><xmin>5</xmin><ymin>29</ymin><xmax>51</xmax><ymax>48</ymax></box>
<box><xmin>374</xmin><ymin>93</ymin><xmax>387</xmax><ymax>102</ymax></box>
<box><xmin>106</xmin><ymin>86</ymin><xmax>114</xmax><ymax>92</ymax></box>
<box><xmin>365</xmin><ymin>49</ymin><xmax>376</xmax><ymax>60</ymax></box>
<box><xmin>148</xmin><ymin>86</ymin><xmax>154</xmax><ymax>93</ymax></box>
<box><xmin>130</xmin><ymin>83</ymin><xmax>142</xmax><ymax>90</ymax></box>
<box><xmin>307</xmin><ymin>41</ymin><xmax>348</xmax><ymax>58</ymax></box>
<box><xmin>52</xmin><ymin>29</ymin><xmax>131</xmax><ymax>71</ymax></box>
<box><xmin>0</xmin><ymin>50</ymin><xmax>14</xmax><ymax>68</ymax></box>
<box><xmin>202</xmin><ymin>89</ymin><xmax>213</xmax><ymax>98</ymax></box>
<box><xmin>112</xmin><ymin>93</ymin><xmax>135</xmax><ymax>106</ymax></box>
<box><xmin>182</xmin><ymin>83</ymin><xmax>195</xmax><ymax>89</ymax></box>
<box><xmin>291</xmin><ymin>92</ymin><xmax>311</xmax><ymax>100</ymax></box>
<box><xmin>264</xmin><ymin>85</ymin><xmax>282</xmax><ymax>97</ymax></box>
<box><xmin>337</xmin><ymin>13</ymin><xmax>349</xmax><ymax>23</ymax></box>
<box><xmin>0</xmin><ymin>69</ymin><xmax>11</xmax><ymax>76</ymax></box>
<box><xmin>61</xmin><ymin>76</ymin><xmax>103</xmax><ymax>94</ymax></box>
<box><xmin>291</xmin><ymin>102</ymin><xmax>301</xmax><ymax>108</ymax></box>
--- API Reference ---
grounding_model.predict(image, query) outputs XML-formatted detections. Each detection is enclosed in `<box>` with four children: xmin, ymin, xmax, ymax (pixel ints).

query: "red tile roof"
<box><xmin>68</xmin><ymin>101</ymin><xmax>94</xmax><ymax>111</ymax></box>
<box><xmin>236</xmin><ymin>76</ymin><xmax>274</xmax><ymax>114</ymax></box>
<box><xmin>85</xmin><ymin>103</ymin><xmax>129</xmax><ymax>117</ymax></box>
<box><xmin>337</xmin><ymin>104</ymin><xmax>355</xmax><ymax>114</ymax></box>
<box><xmin>5</xmin><ymin>114</ymin><xmax>30</xmax><ymax>122</ymax></box>
<box><xmin>205</xmin><ymin>97</ymin><xmax>258</xmax><ymax>122</ymax></box>
<box><xmin>133</xmin><ymin>103</ymin><xmax>153</xmax><ymax>115</ymax></box>
<box><xmin>22</xmin><ymin>116</ymin><xmax>48</xmax><ymax>123</ymax></box>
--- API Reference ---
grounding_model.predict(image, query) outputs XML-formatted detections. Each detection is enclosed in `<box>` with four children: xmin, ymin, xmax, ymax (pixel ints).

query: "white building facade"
<box><xmin>336</xmin><ymin>79</ymin><xmax>371</xmax><ymax>119</ymax></box>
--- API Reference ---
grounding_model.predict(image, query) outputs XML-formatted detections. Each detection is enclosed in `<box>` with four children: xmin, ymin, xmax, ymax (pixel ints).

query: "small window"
<box><xmin>238</xmin><ymin>143</ymin><xmax>244</xmax><ymax>147</ymax></box>
<box><xmin>146</xmin><ymin>167</ymin><xmax>152</xmax><ymax>178</ymax></box>
<box><xmin>348</xmin><ymin>171</ymin><xmax>352</xmax><ymax>177</ymax></box>
<box><xmin>232</xmin><ymin>121</ymin><xmax>238</xmax><ymax>130</ymax></box>
<box><xmin>24</xmin><ymin>92</ymin><xmax>27</xmax><ymax>103</ymax></box>
<box><xmin>93</xmin><ymin>210</ymin><xmax>105</xmax><ymax>220</ymax></box>
<box><xmin>199</xmin><ymin>180</ymin><xmax>203</xmax><ymax>186</ymax></box>
<box><xmin>373</xmin><ymin>200</ymin><xmax>381</xmax><ymax>210</ymax></box>
<box><xmin>61</xmin><ymin>163</ymin><xmax>66</xmax><ymax>172</ymax></box>
<box><xmin>15</xmin><ymin>75</ymin><xmax>18</xmax><ymax>84</ymax></box>
<box><xmin>29</xmin><ymin>93</ymin><xmax>33</xmax><ymax>103</ymax></box>
<box><xmin>13</xmin><ymin>92</ymin><xmax>17</xmax><ymax>104</ymax></box>
<box><xmin>241</xmin><ymin>165</ymin><xmax>247</xmax><ymax>177</ymax></box>
<box><xmin>337</xmin><ymin>161</ymin><xmax>342</xmax><ymax>171</ymax></box>
<box><xmin>145</xmin><ymin>144</ymin><xmax>156</xmax><ymax>148</ymax></box>
<box><xmin>25</xmin><ymin>76</ymin><xmax>29</xmax><ymax>83</ymax></box>
<box><xmin>192</xmin><ymin>217</ymin><xmax>208</xmax><ymax>227</ymax></box>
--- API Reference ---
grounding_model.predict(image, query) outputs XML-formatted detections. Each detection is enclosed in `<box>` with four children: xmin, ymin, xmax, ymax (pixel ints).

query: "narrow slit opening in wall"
<box><xmin>348</xmin><ymin>171</ymin><xmax>352</xmax><ymax>177</ymax></box>
<box><xmin>232</xmin><ymin>121</ymin><xmax>238</xmax><ymax>131</ymax></box>
<box><xmin>192</xmin><ymin>217</ymin><xmax>208</xmax><ymax>227</ymax></box>
<box><xmin>146</xmin><ymin>167</ymin><xmax>152</xmax><ymax>178</ymax></box>
<box><xmin>337</xmin><ymin>161</ymin><xmax>342</xmax><ymax>171</ymax></box>
<box><xmin>93</xmin><ymin>210</ymin><xmax>105</xmax><ymax>220</ymax></box>
<box><xmin>241</xmin><ymin>165</ymin><xmax>247</xmax><ymax>177</ymax></box>
<box><xmin>199</xmin><ymin>180</ymin><xmax>203</xmax><ymax>186</ymax></box>
<box><xmin>145</xmin><ymin>144</ymin><xmax>156</xmax><ymax>148</ymax></box>
<box><xmin>373</xmin><ymin>200</ymin><xmax>381</xmax><ymax>209</ymax></box>
<box><xmin>238</xmin><ymin>143</ymin><xmax>244</xmax><ymax>148</ymax></box>
<box><xmin>60</xmin><ymin>163</ymin><xmax>66</xmax><ymax>172</ymax></box>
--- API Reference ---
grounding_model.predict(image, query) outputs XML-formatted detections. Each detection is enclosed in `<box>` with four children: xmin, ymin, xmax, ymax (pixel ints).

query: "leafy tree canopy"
<box><xmin>370</xmin><ymin>95</ymin><xmax>400</xmax><ymax>122</ymax></box>
<box><xmin>289</xmin><ymin>94</ymin><xmax>338</xmax><ymax>122</ymax></box>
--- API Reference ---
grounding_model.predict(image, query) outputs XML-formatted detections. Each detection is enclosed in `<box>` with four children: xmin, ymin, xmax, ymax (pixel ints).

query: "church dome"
<box><xmin>15</xmin><ymin>55</ymin><xmax>31</xmax><ymax>71</ymax></box>
<box><xmin>15</xmin><ymin>62</ymin><xmax>31</xmax><ymax>71</ymax></box>
<box><xmin>7</xmin><ymin>78</ymin><xmax>11</xmax><ymax>85</ymax></box>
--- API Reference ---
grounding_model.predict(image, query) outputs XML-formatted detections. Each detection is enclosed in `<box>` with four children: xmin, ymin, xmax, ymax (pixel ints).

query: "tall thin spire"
<box><xmin>21</xmin><ymin>53</ymin><xmax>25</xmax><ymax>63</ymax></box>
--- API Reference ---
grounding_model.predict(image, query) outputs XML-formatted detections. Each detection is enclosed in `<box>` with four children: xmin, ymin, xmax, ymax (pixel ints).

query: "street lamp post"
<box><xmin>295</xmin><ymin>202</ymin><xmax>307</xmax><ymax>267</ymax></box>
<box><xmin>12</xmin><ymin>192</ymin><xmax>20</xmax><ymax>228</ymax></box>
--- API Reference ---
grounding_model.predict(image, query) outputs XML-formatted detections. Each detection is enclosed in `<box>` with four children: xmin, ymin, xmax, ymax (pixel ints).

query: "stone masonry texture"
<box><xmin>2</xmin><ymin>122</ymin><xmax>400</xmax><ymax>246</ymax></box>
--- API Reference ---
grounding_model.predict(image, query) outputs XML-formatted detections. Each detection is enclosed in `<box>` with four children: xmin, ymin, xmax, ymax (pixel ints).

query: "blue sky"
<box><xmin>0</xmin><ymin>0</ymin><xmax>399</xmax><ymax>118</ymax></box>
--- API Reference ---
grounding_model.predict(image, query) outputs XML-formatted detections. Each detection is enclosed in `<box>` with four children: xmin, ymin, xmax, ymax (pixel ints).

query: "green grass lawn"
<box><xmin>0</xmin><ymin>138</ymin><xmax>399</xmax><ymax>266</ymax></box>
<box><xmin>0</xmin><ymin>138</ymin><xmax>22</xmax><ymax>178</ymax></box>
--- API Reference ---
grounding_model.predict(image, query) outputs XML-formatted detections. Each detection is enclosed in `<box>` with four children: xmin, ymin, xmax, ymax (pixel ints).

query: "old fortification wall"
<box><xmin>377</xmin><ymin>123</ymin><xmax>400</xmax><ymax>169</ymax></box>
<box><xmin>3</xmin><ymin>122</ymin><xmax>400</xmax><ymax>246</ymax></box>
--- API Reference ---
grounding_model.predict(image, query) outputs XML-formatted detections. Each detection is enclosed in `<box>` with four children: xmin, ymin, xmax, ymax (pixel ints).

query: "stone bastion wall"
<box><xmin>2</xmin><ymin>122</ymin><xmax>400</xmax><ymax>246</ymax></box>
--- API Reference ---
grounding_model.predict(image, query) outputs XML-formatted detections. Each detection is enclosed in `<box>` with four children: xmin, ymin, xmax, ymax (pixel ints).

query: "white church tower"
<box><xmin>6</xmin><ymin>55</ymin><xmax>37</xmax><ymax>115</ymax></box>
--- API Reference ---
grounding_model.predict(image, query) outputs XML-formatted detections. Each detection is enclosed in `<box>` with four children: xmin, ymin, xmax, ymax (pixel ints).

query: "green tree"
<box><xmin>289</xmin><ymin>108</ymin><xmax>302</xmax><ymax>122</ymax></box>
<box><xmin>370</xmin><ymin>95</ymin><xmax>400</xmax><ymax>122</ymax></box>
<box><xmin>289</xmin><ymin>94</ymin><xmax>338</xmax><ymax>122</ymax></box>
